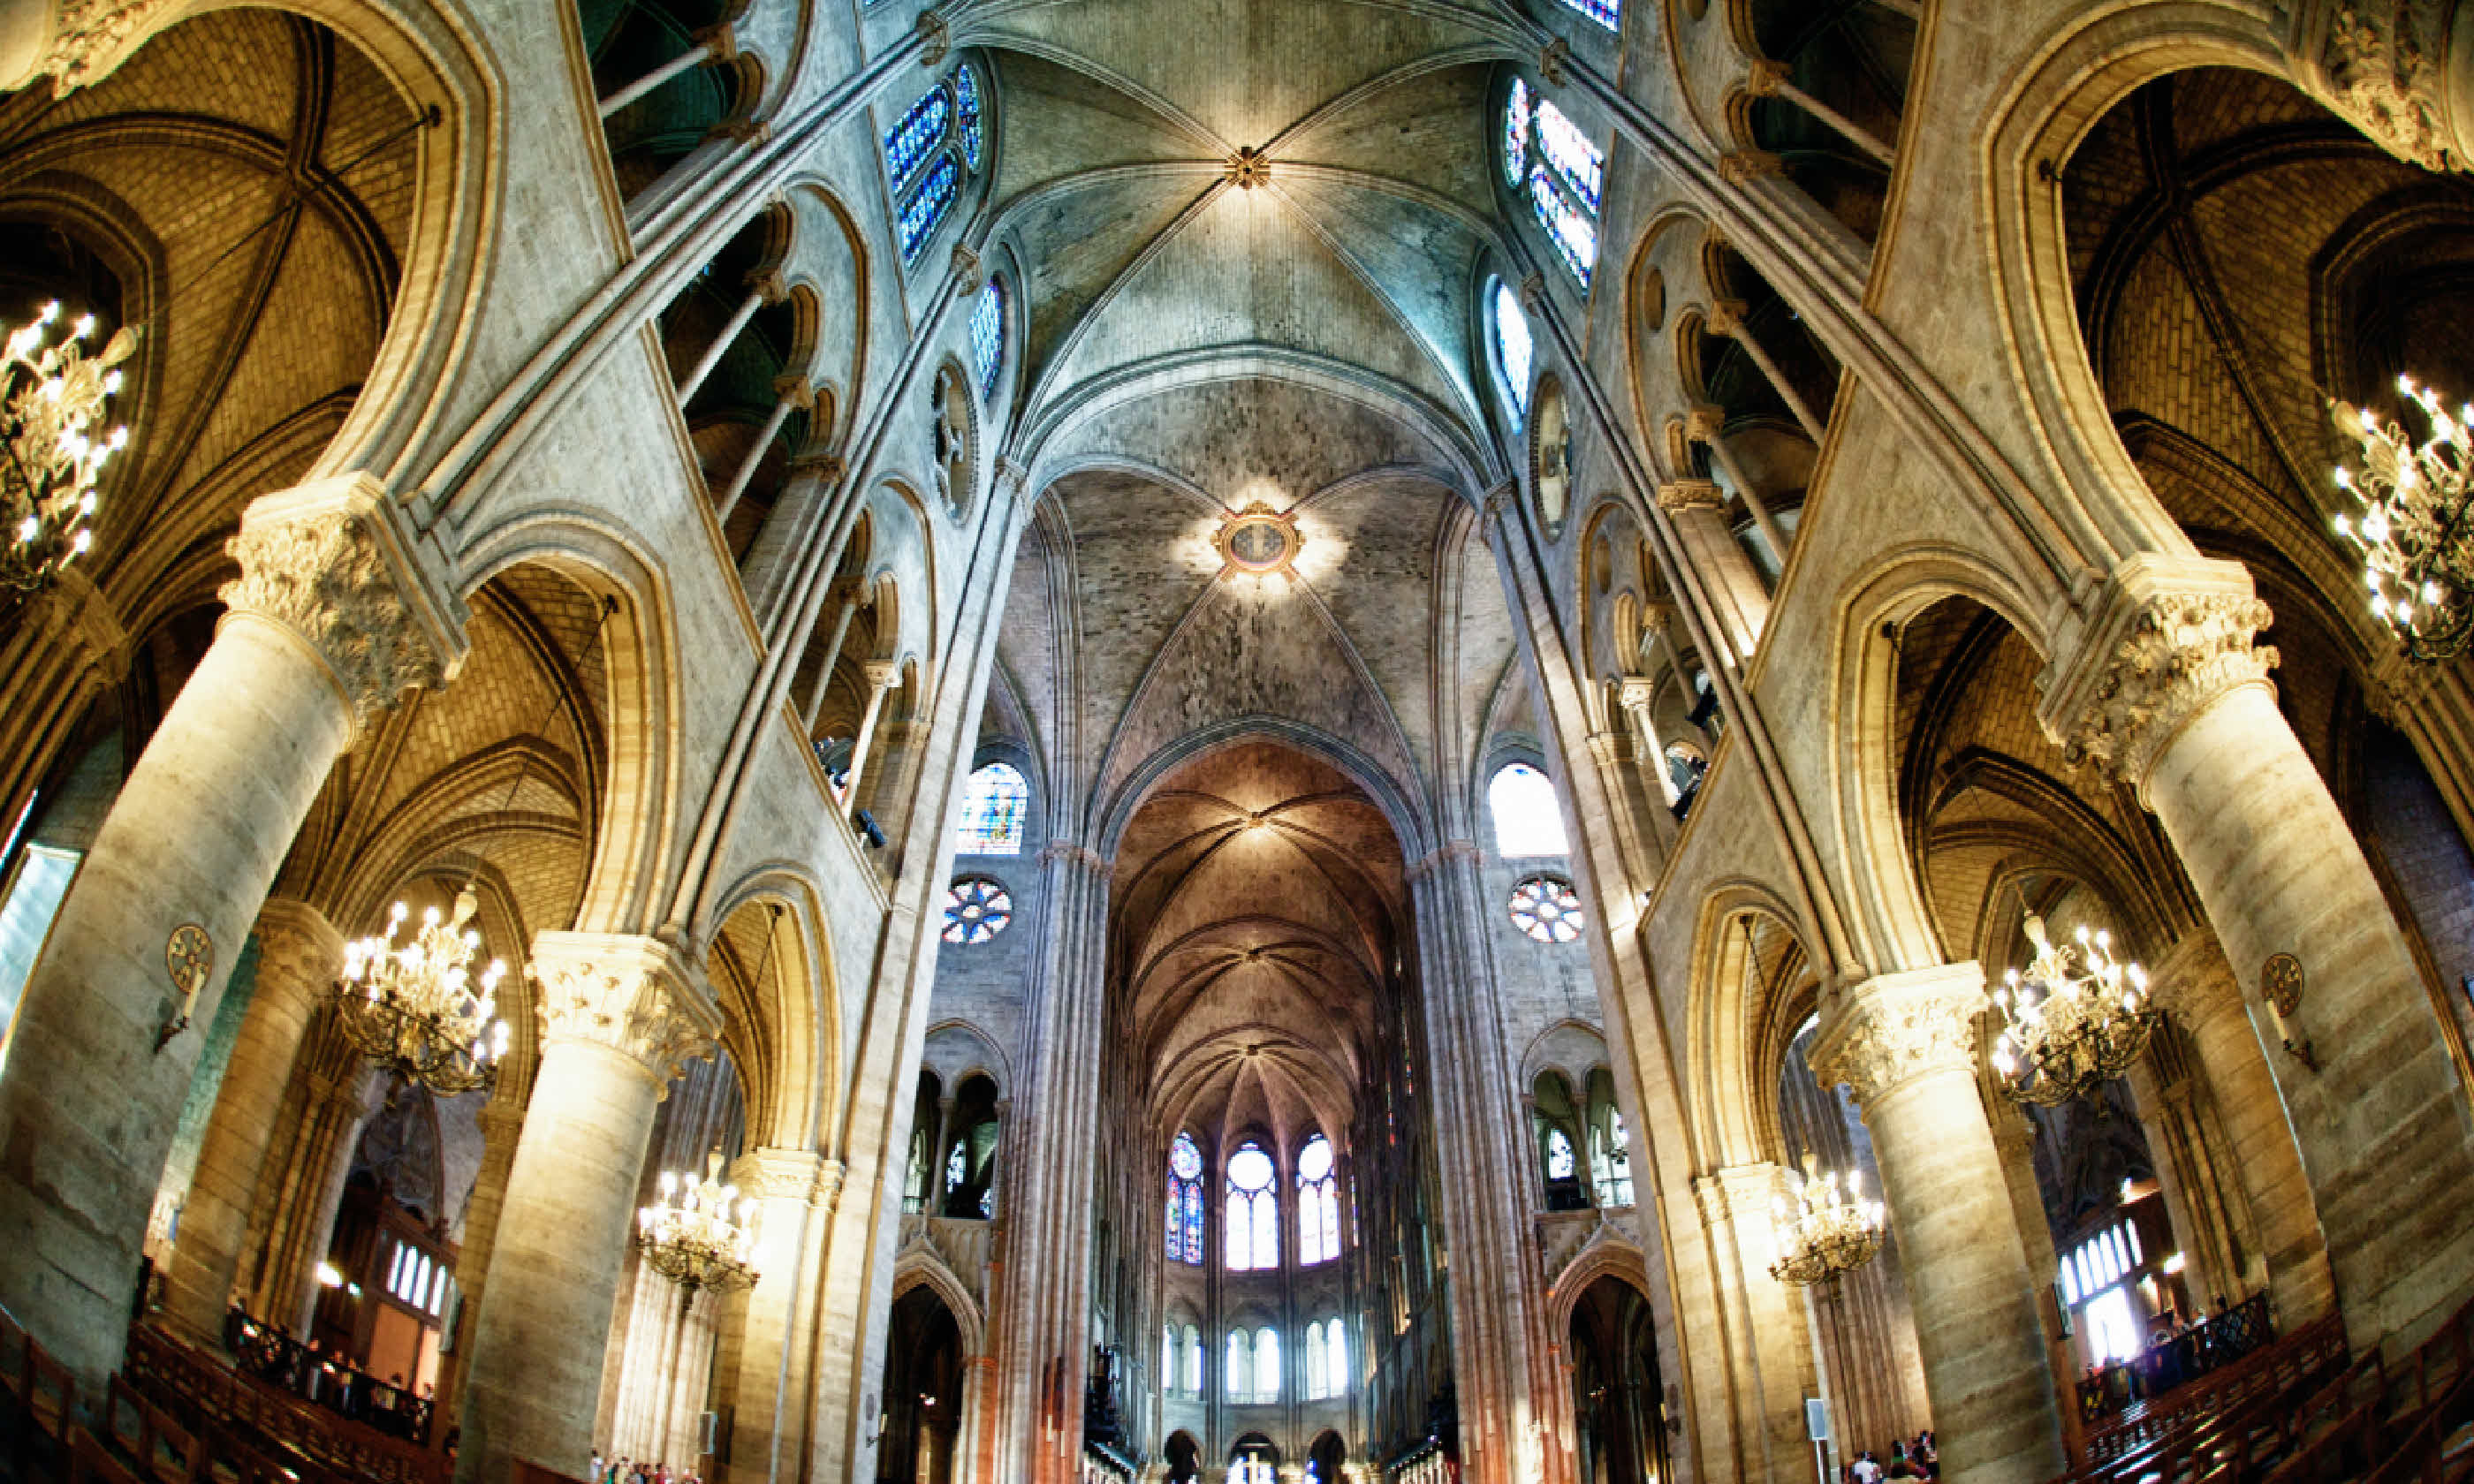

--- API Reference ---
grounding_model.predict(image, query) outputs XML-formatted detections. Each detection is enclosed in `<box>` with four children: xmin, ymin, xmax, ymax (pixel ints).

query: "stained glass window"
<box><xmin>1253</xmin><ymin>1329</ymin><xmax>1280</xmax><ymax>1402</ymax></box>
<box><xmin>945</xmin><ymin>1139</ymin><xmax>968</xmax><ymax>1190</ymax></box>
<box><xmin>1182</xmin><ymin>1324</ymin><xmax>1203</xmax><ymax>1394</ymax></box>
<box><xmin>1501</xmin><ymin>82</ymin><xmax>1605</xmax><ymax>291</ymax></box>
<box><xmin>1492</xmin><ymin>281</ymin><xmax>1532</xmax><ymax>427</ymax></box>
<box><xmin>882</xmin><ymin>65</ymin><xmax>990</xmax><ymax>269</ymax></box>
<box><xmin>1226</xmin><ymin>1142</ymin><xmax>1279</xmax><ymax>1271</ymax></box>
<box><xmin>884</xmin><ymin>87</ymin><xmax>951</xmax><ymax>198</ymax></box>
<box><xmin>1503</xmin><ymin>78</ymin><xmax>1531</xmax><ymax>188</ymax></box>
<box><xmin>1168</xmin><ymin>1132</ymin><xmax>1204</xmax><ymax>1265</ymax></box>
<box><xmin>1305</xmin><ymin>1323</ymin><xmax>1327</xmax><ymax>1400</ymax></box>
<box><xmin>1544</xmin><ymin>1126</ymin><xmax>1576</xmax><ymax>1180</ymax></box>
<box><xmin>1225</xmin><ymin>1332</ymin><xmax>1249</xmax><ymax>1401</ymax></box>
<box><xmin>956</xmin><ymin>64</ymin><xmax>985</xmax><ymax>171</ymax></box>
<box><xmin>971</xmin><ymin>280</ymin><xmax>1006</xmax><ymax>401</ymax></box>
<box><xmin>1510</xmin><ymin>874</ymin><xmax>1582</xmax><ymax>943</ymax></box>
<box><xmin>1324</xmin><ymin>1320</ymin><xmax>1347</xmax><ymax>1394</ymax></box>
<box><xmin>1298</xmin><ymin>1135</ymin><xmax>1339</xmax><ymax>1266</ymax></box>
<box><xmin>941</xmin><ymin>875</ymin><xmax>1013</xmax><ymax>944</ymax></box>
<box><xmin>1554</xmin><ymin>0</ymin><xmax>1619</xmax><ymax>30</ymax></box>
<box><xmin>1488</xmin><ymin>762</ymin><xmax>1569</xmax><ymax>856</ymax></box>
<box><xmin>899</xmin><ymin>155</ymin><xmax>960</xmax><ymax>264</ymax></box>
<box><xmin>955</xmin><ymin>762</ymin><xmax>1028</xmax><ymax>853</ymax></box>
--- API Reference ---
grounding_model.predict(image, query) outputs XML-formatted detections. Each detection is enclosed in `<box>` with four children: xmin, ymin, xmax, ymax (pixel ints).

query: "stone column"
<box><xmin>2039</xmin><ymin>556</ymin><xmax>2474</xmax><ymax>1346</ymax></box>
<box><xmin>1617</xmin><ymin>677</ymin><xmax>1681</xmax><ymax>807</ymax></box>
<box><xmin>1987</xmin><ymin>1107</ymin><xmax>2084</xmax><ymax>1466</ymax></box>
<box><xmin>1685</xmin><ymin>405</ymin><xmax>1791</xmax><ymax>571</ymax></box>
<box><xmin>0</xmin><ymin>566</ymin><xmax>125</xmax><ymax>837</ymax></box>
<box><xmin>430</xmin><ymin>1098</ymin><xmax>526</xmax><ymax>1449</ymax></box>
<box><xmin>714</xmin><ymin>377</ymin><xmax>812</xmax><ymax>528</ymax></box>
<box><xmin>1810</xmin><ymin>963</ymin><xmax>2065</xmax><ymax>1484</ymax></box>
<box><xmin>799</xmin><ymin>580</ymin><xmax>869</xmax><ymax>731</ymax></box>
<box><xmin>1744</xmin><ymin>58</ymin><xmax>1897</xmax><ymax>166</ymax></box>
<box><xmin>1654</xmin><ymin>480</ymin><xmax>1766</xmax><ymax>658</ymax></box>
<box><xmin>1700</xmin><ymin>305</ymin><xmax>1825</xmax><ymax>445</ymax></box>
<box><xmin>159</xmin><ymin>898</ymin><xmax>345</xmax><ymax>1341</ymax></box>
<box><xmin>740</xmin><ymin>454</ymin><xmax>845</xmax><ymax>626</ymax></box>
<box><xmin>246</xmin><ymin>1012</ymin><xmax>378</xmax><ymax>1330</ymax></box>
<box><xmin>457</xmin><ymin>933</ymin><xmax>723</xmax><ymax>1484</ymax></box>
<box><xmin>1691</xmin><ymin>1162</ymin><xmax>1816</xmax><ymax>1482</ymax></box>
<box><xmin>0</xmin><ymin>473</ymin><xmax>463</xmax><ymax>1389</ymax></box>
<box><xmin>717</xmin><ymin>1147</ymin><xmax>835</xmax><ymax>1482</ymax></box>
<box><xmin>842</xmin><ymin>660</ymin><xmax>901</xmax><ymax>816</ymax></box>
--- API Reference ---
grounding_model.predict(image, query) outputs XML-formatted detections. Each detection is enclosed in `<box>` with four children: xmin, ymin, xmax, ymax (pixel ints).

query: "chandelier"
<box><xmin>638</xmin><ymin>1152</ymin><xmax>762</xmax><ymax>1303</ymax></box>
<box><xmin>1990</xmin><ymin>913</ymin><xmax>2158</xmax><ymax>1107</ymax></box>
<box><xmin>332</xmin><ymin>886</ymin><xmax>510</xmax><ymax>1096</ymax></box>
<box><xmin>3</xmin><ymin>303</ymin><xmax>133</xmax><ymax>595</ymax></box>
<box><xmin>2331</xmin><ymin>375</ymin><xmax>2474</xmax><ymax>660</ymax></box>
<box><xmin>1768</xmin><ymin>1154</ymin><xmax>1886</xmax><ymax>1289</ymax></box>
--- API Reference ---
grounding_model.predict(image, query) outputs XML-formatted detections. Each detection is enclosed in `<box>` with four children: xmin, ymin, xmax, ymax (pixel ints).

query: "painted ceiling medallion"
<box><xmin>1214</xmin><ymin>503</ymin><xmax>1302</xmax><ymax>579</ymax></box>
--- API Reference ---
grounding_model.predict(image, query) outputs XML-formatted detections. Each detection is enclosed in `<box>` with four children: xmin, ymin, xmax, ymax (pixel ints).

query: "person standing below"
<box><xmin>1852</xmin><ymin>1450</ymin><xmax>1884</xmax><ymax>1484</ymax></box>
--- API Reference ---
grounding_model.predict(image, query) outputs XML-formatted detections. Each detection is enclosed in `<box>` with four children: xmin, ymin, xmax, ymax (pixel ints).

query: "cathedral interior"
<box><xmin>0</xmin><ymin>0</ymin><xmax>2472</xmax><ymax>1482</ymax></box>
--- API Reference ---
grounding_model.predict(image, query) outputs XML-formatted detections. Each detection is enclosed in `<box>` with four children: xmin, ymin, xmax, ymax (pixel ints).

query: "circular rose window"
<box><xmin>1509</xmin><ymin>874</ymin><xmax>1582</xmax><ymax>943</ymax></box>
<box><xmin>942</xmin><ymin>876</ymin><xmax>1013</xmax><ymax>944</ymax></box>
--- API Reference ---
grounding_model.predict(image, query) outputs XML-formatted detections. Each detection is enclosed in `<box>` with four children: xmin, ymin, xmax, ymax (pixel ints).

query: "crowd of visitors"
<box><xmin>224</xmin><ymin>1308</ymin><xmax>436</xmax><ymax>1443</ymax></box>
<box><xmin>592</xmin><ymin>1447</ymin><xmax>702</xmax><ymax>1484</ymax></box>
<box><xmin>1844</xmin><ymin>1431</ymin><xmax>1937</xmax><ymax>1481</ymax></box>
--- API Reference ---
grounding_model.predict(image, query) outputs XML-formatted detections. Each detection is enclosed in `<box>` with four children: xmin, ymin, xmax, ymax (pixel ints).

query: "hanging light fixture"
<box><xmin>639</xmin><ymin>1150</ymin><xmax>762</xmax><ymax>1301</ymax></box>
<box><xmin>1990</xmin><ymin>912</ymin><xmax>2159</xmax><ymax>1107</ymax></box>
<box><xmin>1767</xmin><ymin>1153</ymin><xmax>1886</xmax><ymax>1290</ymax></box>
<box><xmin>2331</xmin><ymin>376</ymin><xmax>2474</xmax><ymax>660</ymax></box>
<box><xmin>1</xmin><ymin>302</ymin><xmax>133</xmax><ymax>595</ymax></box>
<box><xmin>332</xmin><ymin>884</ymin><xmax>510</xmax><ymax>1096</ymax></box>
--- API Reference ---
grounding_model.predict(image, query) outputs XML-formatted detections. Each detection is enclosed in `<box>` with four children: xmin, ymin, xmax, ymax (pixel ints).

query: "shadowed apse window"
<box><xmin>1553</xmin><ymin>0</ymin><xmax>1617</xmax><ymax>32</ymax></box>
<box><xmin>1491</xmin><ymin>280</ymin><xmax>1533</xmax><ymax>428</ymax></box>
<box><xmin>1500</xmin><ymin>85</ymin><xmax>1603</xmax><ymax>289</ymax></box>
<box><xmin>1167</xmin><ymin>1131</ymin><xmax>1204</xmax><ymax>1265</ymax></box>
<box><xmin>954</xmin><ymin>761</ymin><xmax>1028</xmax><ymax>853</ymax></box>
<box><xmin>1226</xmin><ymin>1142</ymin><xmax>1279</xmax><ymax>1271</ymax></box>
<box><xmin>1297</xmin><ymin>1135</ymin><xmax>1339</xmax><ymax>1266</ymax></box>
<box><xmin>971</xmin><ymin>279</ymin><xmax>1006</xmax><ymax>399</ymax></box>
<box><xmin>882</xmin><ymin>64</ymin><xmax>989</xmax><ymax>265</ymax></box>
<box><xmin>1488</xmin><ymin>762</ymin><xmax>1569</xmax><ymax>856</ymax></box>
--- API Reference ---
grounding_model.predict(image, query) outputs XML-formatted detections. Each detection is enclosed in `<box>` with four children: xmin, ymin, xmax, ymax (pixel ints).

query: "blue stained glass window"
<box><xmin>955</xmin><ymin>761</ymin><xmax>1028</xmax><ymax>852</ymax></box>
<box><xmin>1528</xmin><ymin>166</ymin><xmax>1596</xmax><ymax>288</ymax></box>
<box><xmin>1534</xmin><ymin>97</ymin><xmax>1604</xmax><ymax>211</ymax></box>
<box><xmin>956</xmin><ymin>64</ymin><xmax>985</xmax><ymax>171</ymax></box>
<box><xmin>1554</xmin><ymin>0</ymin><xmax>1619</xmax><ymax>32</ymax></box>
<box><xmin>971</xmin><ymin>280</ymin><xmax>1006</xmax><ymax>400</ymax></box>
<box><xmin>1169</xmin><ymin>1132</ymin><xmax>1205</xmax><ymax>1265</ymax></box>
<box><xmin>885</xmin><ymin>87</ymin><xmax>951</xmax><ymax>198</ymax></box>
<box><xmin>899</xmin><ymin>155</ymin><xmax>960</xmax><ymax>264</ymax></box>
<box><xmin>1503</xmin><ymin>78</ymin><xmax>1531</xmax><ymax>188</ymax></box>
<box><xmin>1492</xmin><ymin>281</ymin><xmax>1532</xmax><ymax>425</ymax></box>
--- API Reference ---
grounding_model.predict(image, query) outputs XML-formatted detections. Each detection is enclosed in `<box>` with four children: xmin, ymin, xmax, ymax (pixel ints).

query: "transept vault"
<box><xmin>1</xmin><ymin>2</ymin><xmax>2472</xmax><ymax>1484</ymax></box>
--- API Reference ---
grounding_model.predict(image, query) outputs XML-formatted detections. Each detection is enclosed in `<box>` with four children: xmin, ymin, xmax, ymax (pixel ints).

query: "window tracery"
<box><xmin>1167</xmin><ymin>1131</ymin><xmax>1204</xmax><ymax>1265</ymax></box>
<box><xmin>1226</xmin><ymin>1141</ymin><xmax>1279</xmax><ymax>1271</ymax></box>
<box><xmin>882</xmin><ymin>64</ymin><xmax>988</xmax><ymax>265</ymax></box>
<box><xmin>941</xmin><ymin>876</ymin><xmax>1013</xmax><ymax>943</ymax></box>
<box><xmin>1298</xmin><ymin>1134</ymin><xmax>1339</xmax><ymax>1266</ymax></box>
<box><xmin>1500</xmin><ymin>84</ymin><xmax>1604</xmax><ymax>289</ymax></box>
<box><xmin>1510</xmin><ymin>874</ymin><xmax>1583</xmax><ymax>943</ymax></box>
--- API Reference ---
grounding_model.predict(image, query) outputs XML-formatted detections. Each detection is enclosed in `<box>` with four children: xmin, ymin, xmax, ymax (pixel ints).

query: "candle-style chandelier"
<box><xmin>2331</xmin><ymin>376</ymin><xmax>2474</xmax><ymax>660</ymax></box>
<box><xmin>1990</xmin><ymin>913</ymin><xmax>2158</xmax><ymax>1107</ymax></box>
<box><xmin>2</xmin><ymin>302</ymin><xmax>133</xmax><ymax>595</ymax></box>
<box><xmin>1768</xmin><ymin>1153</ymin><xmax>1886</xmax><ymax>1290</ymax></box>
<box><xmin>638</xmin><ymin>1151</ymin><xmax>762</xmax><ymax>1304</ymax></box>
<box><xmin>331</xmin><ymin>885</ymin><xmax>510</xmax><ymax>1096</ymax></box>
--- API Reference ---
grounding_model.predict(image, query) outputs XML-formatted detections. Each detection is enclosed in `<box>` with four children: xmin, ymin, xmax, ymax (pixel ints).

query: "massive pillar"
<box><xmin>0</xmin><ymin>567</ymin><xmax>126</xmax><ymax>837</ymax></box>
<box><xmin>158</xmin><ymin>898</ymin><xmax>345</xmax><ymax>1340</ymax></box>
<box><xmin>2041</xmin><ymin>556</ymin><xmax>2474</xmax><ymax>1346</ymax></box>
<box><xmin>430</xmin><ymin>1097</ymin><xmax>527</xmax><ymax>1451</ymax></box>
<box><xmin>1810</xmin><ymin>964</ymin><xmax>2066</xmax><ymax>1484</ymax></box>
<box><xmin>1689</xmin><ymin>1162</ymin><xmax>1816</xmax><ymax>1482</ymax></box>
<box><xmin>457</xmin><ymin>933</ymin><xmax>722</xmax><ymax>1484</ymax></box>
<box><xmin>718</xmin><ymin>1147</ymin><xmax>839</xmax><ymax>1483</ymax></box>
<box><xmin>0</xmin><ymin>474</ymin><xmax>463</xmax><ymax>1388</ymax></box>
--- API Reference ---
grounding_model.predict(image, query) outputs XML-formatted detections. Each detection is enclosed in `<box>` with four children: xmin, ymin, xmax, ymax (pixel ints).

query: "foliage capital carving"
<box><xmin>731</xmin><ymin>1147</ymin><xmax>833</xmax><ymax>1204</ymax></box>
<box><xmin>2041</xmin><ymin>557</ymin><xmax>2278</xmax><ymax>795</ymax></box>
<box><xmin>218</xmin><ymin>474</ymin><xmax>467</xmax><ymax>734</ymax></box>
<box><xmin>1655</xmin><ymin>478</ymin><xmax>1722</xmax><ymax>513</ymax></box>
<box><xmin>2318</xmin><ymin>2</ymin><xmax>2463</xmax><ymax>171</ymax></box>
<box><xmin>527</xmin><ymin>931</ymin><xmax>722</xmax><ymax>1086</ymax></box>
<box><xmin>251</xmin><ymin>898</ymin><xmax>345</xmax><ymax>998</ymax></box>
<box><xmin>1808</xmin><ymin>962</ymin><xmax>1987</xmax><ymax>1109</ymax></box>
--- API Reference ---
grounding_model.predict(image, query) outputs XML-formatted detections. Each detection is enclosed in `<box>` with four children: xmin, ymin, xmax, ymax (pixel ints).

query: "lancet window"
<box><xmin>883</xmin><ymin>64</ymin><xmax>988</xmax><ymax>265</ymax></box>
<box><xmin>1166</xmin><ymin>1131</ymin><xmax>1205</xmax><ymax>1265</ymax></box>
<box><xmin>1297</xmin><ymin>1135</ymin><xmax>1339</xmax><ymax>1266</ymax></box>
<box><xmin>1226</xmin><ymin>1142</ymin><xmax>1279</xmax><ymax>1271</ymax></box>
<box><xmin>1501</xmin><ymin>80</ymin><xmax>1603</xmax><ymax>290</ymax></box>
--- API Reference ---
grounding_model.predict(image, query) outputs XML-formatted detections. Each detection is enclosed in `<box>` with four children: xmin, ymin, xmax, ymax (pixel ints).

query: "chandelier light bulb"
<box><xmin>328</xmin><ymin>884</ymin><xmax>507</xmax><ymax>1094</ymax></box>
<box><xmin>0</xmin><ymin>300</ymin><xmax>133</xmax><ymax>595</ymax></box>
<box><xmin>1989</xmin><ymin>910</ymin><xmax>2159</xmax><ymax>1106</ymax></box>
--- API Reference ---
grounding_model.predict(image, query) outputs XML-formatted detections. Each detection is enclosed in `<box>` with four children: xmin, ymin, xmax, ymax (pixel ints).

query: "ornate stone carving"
<box><xmin>1655</xmin><ymin>479</ymin><xmax>1723</xmax><ymax>513</ymax></box>
<box><xmin>39</xmin><ymin>0</ymin><xmax>177</xmax><ymax>95</ymax></box>
<box><xmin>1518</xmin><ymin>270</ymin><xmax>1548</xmax><ymax>314</ymax></box>
<box><xmin>252</xmin><ymin>899</ymin><xmax>345</xmax><ymax>1003</ymax></box>
<box><xmin>220</xmin><ymin>484</ymin><xmax>458</xmax><ymax>731</ymax></box>
<box><xmin>2322</xmin><ymin>2</ymin><xmax>2462</xmax><ymax>171</ymax></box>
<box><xmin>2057</xmin><ymin>592</ymin><xmax>2278</xmax><ymax>787</ymax></box>
<box><xmin>949</xmin><ymin>243</ymin><xmax>981</xmax><ymax>290</ymax></box>
<box><xmin>1223</xmin><ymin>146</ymin><xmax>1271</xmax><ymax>190</ymax></box>
<box><xmin>914</xmin><ymin>7</ymin><xmax>951</xmax><ymax>68</ymax></box>
<box><xmin>1682</xmin><ymin>404</ymin><xmax>1727</xmax><ymax>443</ymax></box>
<box><xmin>731</xmin><ymin>1147</ymin><xmax>833</xmax><ymax>1204</ymax></box>
<box><xmin>1040</xmin><ymin>839</ymin><xmax>1105</xmax><ymax>872</ymax></box>
<box><xmin>1617</xmin><ymin>675</ymin><xmax>1658</xmax><ymax>713</ymax></box>
<box><xmin>1539</xmin><ymin>37</ymin><xmax>1571</xmax><ymax>86</ymax></box>
<box><xmin>1743</xmin><ymin>58</ymin><xmax>1790</xmax><ymax>98</ymax></box>
<box><xmin>1809</xmin><ymin>964</ymin><xmax>1987</xmax><ymax>1109</ymax></box>
<box><xmin>527</xmin><ymin>932</ymin><xmax>721</xmax><ymax>1086</ymax></box>
<box><xmin>1719</xmin><ymin>150</ymin><xmax>1785</xmax><ymax>183</ymax></box>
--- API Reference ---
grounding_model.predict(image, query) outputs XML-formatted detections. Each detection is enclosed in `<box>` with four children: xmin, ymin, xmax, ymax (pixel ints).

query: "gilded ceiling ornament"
<box><xmin>1224</xmin><ymin>147</ymin><xmax>1271</xmax><ymax>190</ymax></box>
<box><xmin>1213</xmin><ymin>502</ymin><xmax>1302</xmax><ymax>580</ymax></box>
<box><xmin>2057</xmin><ymin>592</ymin><xmax>2278</xmax><ymax>789</ymax></box>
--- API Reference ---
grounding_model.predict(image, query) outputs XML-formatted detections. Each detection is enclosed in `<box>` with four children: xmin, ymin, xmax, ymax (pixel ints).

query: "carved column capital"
<box><xmin>787</xmin><ymin>450</ymin><xmax>846</xmax><ymax>484</ymax></box>
<box><xmin>23</xmin><ymin>565</ymin><xmax>127</xmax><ymax>685</ymax></box>
<box><xmin>526</xmin><ymin>932</ymin><xmax>721</xmax><ymax>1086</ymax></box>
<box><xmin>1617</xmin><ymin>674</ymin><xmax>1658</xmax><ymax>713</ymax></box>
<box><xmin>862</xmin><ymin>658</ymin><xmax>902</xmax><ymax>689</ymax></box>
<box><xmin>252</xmin><ymin>898</ymin><xmax>345</xmax><ymax>998</ymax></box>
<box><xmin>914</xmin><ymin>7</ymin><xmax>951</xmax><ymax>67</ymax></box>
<box><xmin>1538</xmin><ymin>37</ymin><xmax>1571</xmax><ymax>86</ymax></box>
<box><xmin>33</xmin><ymin>0</ymin><xmax>178</xmax><ymax>95</ymax></box>
<box><xmin>218</xmin><ymin>474</ymin><xmax>468</xmax><ymax>734</ymax></box>
<box><xmin>1719</xmin><ymin>150</ymin><xmax>1785</xmax><ymax>183</ymax></box>
<box><xmin>730</xmin><ymin>1147</ymin><xmax>834</xmax><ymax>1204</ymax></box>
<box><xmin>2311</xmin><ymin>1</ymin><xmax>2466</xmax><ymax>171</ymax></box>
<box><xmin>949</xmin><ymin>243</ymin><xmax>982</xmax><ymax>290</ymax></box>
<box><xmin>1809</xmin><ymin>961</ymin><xmax>1988</xmax><ymax>1109</ymax></box>
<box><xmin>1481</xmin><ymin>479</ymin><xmax>1521</xmax><ymax>521</ymax></box>
<box><xmin>1655</xmin><ymin>478</ymin><xmax>1723</xmax><ymax>513</ymax></box>
<box><xmin>1682</xmin><ymin>404</ymin><xmax>1727</xmax><ymax>443</ymax></box>
<box><xmin>1701</xmin><ymin>300</ymin><xmax>1748</xmax><ymax>339</ymax></box>
<box><xmin>1744</xmin><ymin>57</ymin><xmax>1790</xmax><ymax>98</ymax></box>
<box><xmin>1518</xmin><ymin>271</ymin><xmax>1548</xmax><ymax>314</ymax></box>
<box><xmin>2038</xmin><ymin>556</ymin><xmax>2279</xmax><ymax>797</ymax></box>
